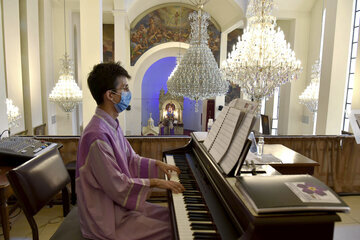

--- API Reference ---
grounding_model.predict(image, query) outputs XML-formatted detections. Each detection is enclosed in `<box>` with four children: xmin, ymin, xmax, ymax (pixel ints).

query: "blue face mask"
<box><xmin>113</xmin><ymin>91</ymin><xmax>131</xmax><ymax>113</ymax></box>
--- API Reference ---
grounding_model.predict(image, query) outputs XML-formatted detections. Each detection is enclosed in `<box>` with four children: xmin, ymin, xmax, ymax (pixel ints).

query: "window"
<box><xmin>271</xmin><ymin>87</ymin><xmax>280</xmax><ymax>135</ymax></box>
<box><xmin>343</xmin><ymin>0</ymin><xmax>360</xmax><ymax>131</ymax></box>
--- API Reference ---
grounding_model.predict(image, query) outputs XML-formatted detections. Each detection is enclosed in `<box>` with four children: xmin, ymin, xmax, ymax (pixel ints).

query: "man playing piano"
<box><xmin>76</xmin><ymin>62</ymin><xmax>185</xmax><ymax>240</ymax></box>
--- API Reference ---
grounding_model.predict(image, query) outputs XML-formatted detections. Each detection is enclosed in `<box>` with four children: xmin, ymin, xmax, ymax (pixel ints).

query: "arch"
<box><xmin>126</xmin><ymin>42</ymin><xmax>189</xmax><ymax>135</ymax></box>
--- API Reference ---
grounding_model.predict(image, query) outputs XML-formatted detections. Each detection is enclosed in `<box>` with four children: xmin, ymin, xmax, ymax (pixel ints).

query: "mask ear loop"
<box><xmin>109</xmin><ymin>90</ymin><xmax>121</xmax><ymax>104</ymax></box>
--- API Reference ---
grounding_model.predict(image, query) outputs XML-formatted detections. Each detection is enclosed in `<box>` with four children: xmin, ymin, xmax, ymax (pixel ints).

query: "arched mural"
<box><xmin>130</xmin><ymin>5</ymin><xmax>221</xmax><ymax>66</ymax></box>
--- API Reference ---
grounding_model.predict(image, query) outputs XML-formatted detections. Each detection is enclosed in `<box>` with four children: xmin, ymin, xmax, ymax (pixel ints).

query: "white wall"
<box><xmin>39</xmin><ymin>0</ymin><xmax>56</xmax><ymax>135</ymax></box>
<box><xmin>20</xmin><ymin>0</ymin><xmax>43</xmax><ymax>134</ymax></box>
<box><xmin>301</xmin><ymin>0</ymin><xmax>324</xmax><ymax>134</ymax></box>
<box><xmin>52</xmin><ymin>1</ymin><xmax>79</xmax><ymax>135</ymax></box>
<box><xmin>3</xmin><ymin>0</ymin><xmax>25</xmax><ymax>134</ymax></box>
<box><xmin>0</xmin><ymin>1</ymin><xmax>9</xmax><ymax>134</ymax></box>
<box><xmin>80</xmin><ymin>0</ymin><xmax>103</xmax><ymax>128</ymax></box>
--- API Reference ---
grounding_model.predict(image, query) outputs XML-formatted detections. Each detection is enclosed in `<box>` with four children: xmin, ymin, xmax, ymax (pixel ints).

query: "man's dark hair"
<box><xmin>87</xmin><ymin>62</ymin><xmax>131</xmax><ymax>105</ymax></box>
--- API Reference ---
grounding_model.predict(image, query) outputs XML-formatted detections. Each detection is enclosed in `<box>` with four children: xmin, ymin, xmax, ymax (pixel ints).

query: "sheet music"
<box><xmin>203</xmin><ymin>106</ymin><xmax>230</xmax><ymax>150</ymax></box>
<box><xmin>220</xmin><ymin>113</ymin><xmax>255</xmax><ymax>174</ymax></box>
<box><xmin>209</xmin><ymin>108</ymin><xmax>241</xmax><ymax>163</ymax></box>
<box><xmin>193</xmin><ymin>132</ymin><xmax>208</xmax><ymax>142</ymax></box>
<box><xmin>229</xmin><ymin>98</ymin><xmax>258</xmax><ymax>114</ymax></box>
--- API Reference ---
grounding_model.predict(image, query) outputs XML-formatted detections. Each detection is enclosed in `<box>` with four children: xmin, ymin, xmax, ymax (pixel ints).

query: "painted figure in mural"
<box><xmin>130</xmin><ymin>6</ymin><xmax>221</xmax><ymax>65</ymax></box>
<box><xmin>76</xmin><ymin>62</ymin><xmax>184</xmax><ymax>239</ymax></box>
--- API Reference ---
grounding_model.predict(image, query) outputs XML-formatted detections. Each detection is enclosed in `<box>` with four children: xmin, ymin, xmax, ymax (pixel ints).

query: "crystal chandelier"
<box><xmin>221</xmin><ymin>0</ymin><xmax>302</xmax><ymax>113</ymax></box>
<box><xmin>6</xmin><ymin>98</ymin><xmax>21</xmax><ymax>128</ymax></box>
<box><xmin>49</xmin><ymin>54</ymin><xmax>82</xmax><ymax>112</ymax></box>
<box><xmin>49</xmin><ymin>0</ymin><xmax>82</xmax><ymax>112</ymax></box>
<box><xmin>299</xmin><ymin>60</ymin><xmax>321</xmax><ymax>113</ymax></box>
<box><xmin>167</xmin><ymin>1</ymin><xmax>229</xmax><ymax>112</ymax></box>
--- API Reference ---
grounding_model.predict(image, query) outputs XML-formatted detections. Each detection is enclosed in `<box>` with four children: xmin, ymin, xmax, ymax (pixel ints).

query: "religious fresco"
<box><xmin>225</xmin><ymin>28</ymin><xmax>243</xmax><ymax>104</ymax></box>
<box><xmin>225</xmin><ymin>82</ymin><xmax>241</xmax><ymax>105</ymax></box>
<box><xmin>103</xmin><ymin>24</ymin><xmax>115</xmax><ymax>62</ymax></box>
<box><xmin>130</xmin><ymin>5</ymin><xmax>221</xmax><ymax>66</ymax></box>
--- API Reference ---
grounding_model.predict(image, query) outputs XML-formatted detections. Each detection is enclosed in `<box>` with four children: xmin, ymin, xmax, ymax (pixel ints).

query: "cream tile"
<box><xmin>1</xmin><ymin>205</ymin><xmax>64</xmax><ymax>240</ymax></box>
<box><xmin>337</xmin><ymin>212</ymin><xmax>358</xmax><ymax>224</ymax></box>
<box><xmin>334</xmin><ymin>224</ymin><xmax>360</xmax><ymax>240</ymax></box>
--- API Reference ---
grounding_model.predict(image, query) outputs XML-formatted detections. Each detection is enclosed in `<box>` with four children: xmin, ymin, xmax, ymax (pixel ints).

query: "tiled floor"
<box><xmin>1</xmin><ymin>196</ymin><xmax>360</xmax><ymax>240</ymax></box>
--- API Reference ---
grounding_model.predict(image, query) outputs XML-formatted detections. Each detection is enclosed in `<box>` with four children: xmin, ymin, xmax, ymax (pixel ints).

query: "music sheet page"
<box><xmin>209</xmin><ymin>108</ymin><xmax>241</xmax><ymax>163</ymax></box>
<box><xmin>203</xmin><ymin>106</ymin><xmax>230</xmax><ymax>150</ymax></box>
<box><xmin>220</xmin><ymin>113</ymin><xmax>255</xmax><ymax>174</ymax></box>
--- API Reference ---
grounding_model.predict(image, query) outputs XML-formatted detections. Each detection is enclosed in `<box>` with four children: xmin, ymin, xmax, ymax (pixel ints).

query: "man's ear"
<box><xmin>104</xmin><ymin>90</ymin><xmax>113</xmax><ymax>103</ymax></box>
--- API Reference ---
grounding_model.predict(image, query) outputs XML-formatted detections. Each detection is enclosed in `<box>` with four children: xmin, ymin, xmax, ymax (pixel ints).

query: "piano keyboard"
<box><xmin>166</xmin><ymin>154</ymin><xmax>221</xmax><ymax>240</ymax></box>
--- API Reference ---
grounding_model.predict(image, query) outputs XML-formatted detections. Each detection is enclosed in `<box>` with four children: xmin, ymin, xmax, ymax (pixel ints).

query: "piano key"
<box><xmin>186</xmin><ymin>205</ymin><xmax>207</xmax><ymax>211</ymax></box>
<box><xmin>191</xmin><ymin>223</ymin><xmax>216</xmax><ymax>231</ymax></box>
<box><xmin>166</xmin><ymin>154</ymin><xmax>220</xmax><ymax>240</ymax></box>
<box><xmin>166</xmin><ymin>155</ymin><xmax>194</xmax><ymax>239</ymax></box>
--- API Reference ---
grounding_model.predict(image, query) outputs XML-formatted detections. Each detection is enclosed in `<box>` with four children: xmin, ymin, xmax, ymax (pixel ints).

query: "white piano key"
<box><xmin>166</xmin><ymin>155</ymin><xmax>194</xmax><ymax>240</ymax></box>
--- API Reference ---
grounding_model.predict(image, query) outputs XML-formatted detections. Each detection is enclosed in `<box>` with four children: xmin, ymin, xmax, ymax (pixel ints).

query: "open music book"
<box><xmin>235</xmin><ymin>175</ymin><xmax>350</xmax><ymax>214</ymax></box>
<box><xmin>203</xmin><ymin>99</ymin><xmax>258</xmax><ymax>175</ymax></box>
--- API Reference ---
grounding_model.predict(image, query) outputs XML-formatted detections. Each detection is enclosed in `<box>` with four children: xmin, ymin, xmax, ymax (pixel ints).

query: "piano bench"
<box><xmin>50</xmin><ymin>206</ymin><xmax>88</xmax><ymax>240</ymax></box>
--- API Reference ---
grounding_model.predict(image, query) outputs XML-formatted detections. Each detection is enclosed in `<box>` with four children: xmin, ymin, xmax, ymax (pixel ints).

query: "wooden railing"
<box><xmin>263</xmin><ymin>135</ymin><xmax>360</xmax><ymax>193</ymax></box>
<box><xmin>35</xmin><ymin>135</ymin><xmax>360</xmax><ymax>193</ymax></box>
<box><xmin>36</xmin><ymin>136</ymin><xmax>191</xmax><ymax>165</ymax></box>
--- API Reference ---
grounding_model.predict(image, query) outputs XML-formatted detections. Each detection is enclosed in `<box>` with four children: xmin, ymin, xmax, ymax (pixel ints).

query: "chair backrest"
<box><xmin>33</xmin><ymin>123</ymin><xmax>46</xmax><ymax>135</ymax></box>
<box><xmin>7</xmin><ymin>148</ymin><xmax>70</xmax><ymax>239</ymax></box>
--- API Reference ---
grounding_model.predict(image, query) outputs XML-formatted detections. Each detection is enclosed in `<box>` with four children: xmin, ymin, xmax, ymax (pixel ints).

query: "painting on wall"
<box><xmin>225</xmin><ymin>28</ymin><xmax>243</xmax><ymax>105</ymax></box>
<box><xmin>103</xmin><ymin>24</ymin><xmax>114</xmax><ymax>62</ymax></box>
<box><xmin>227</xmin><ymin>28</ymin><xmax>243</xmax><ymax>56</ymax></box>
<box><xmin>130</xmin><ymin>5</ymin><xmax>221</xmax><ymax>66</ymax></box>
<box><xmin>225</xmin><ymin>83</ymin><xmax>241</xmax><ymax>105</ymax></box>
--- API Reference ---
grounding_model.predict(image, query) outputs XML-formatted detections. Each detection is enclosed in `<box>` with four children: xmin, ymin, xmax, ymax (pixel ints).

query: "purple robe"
<box><xmin>76</xmin><ymin>108</ymin><xmax>171</xmax><ymax>240</ymax></box>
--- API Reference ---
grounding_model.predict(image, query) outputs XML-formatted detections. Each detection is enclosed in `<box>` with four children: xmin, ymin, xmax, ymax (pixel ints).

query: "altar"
<box><xmin>159</xmin><ymin>88</ymin><xmax>184</xmax><ymax>135</ymax></box>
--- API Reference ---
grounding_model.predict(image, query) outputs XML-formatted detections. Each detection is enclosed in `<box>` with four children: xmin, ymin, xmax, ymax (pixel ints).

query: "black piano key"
<box><xmin>184</xmin><ymin>199</ymin><xmax>204</xmax><ymax>204</ymax></box>
<box><xmin>188</xmin><ymin>212</ymin><xmax>211</xmax><ymax>217</ymax></box>
<box><xmin>186</xmin><ymin>206</ymin><xmax>208</xmax><ymax>211</ymax></box>
<box><xmin>193</xmin><ymin>232</ymin><xmax>220</xmax><ymax>239</ymax></box>
<box><xmin>191</xmin><ymin>223</ymin><xmax>216</xmax><ymax>231</ymax></box>
<box><xmin>188</xmin><ymin>216</ymin><xmax>212</xmax><ymax>222</ymax></box>
<box><xmin>184</xmin><ymin>196</ymin><xmax>204</xmax><ymax>201</ymax></box>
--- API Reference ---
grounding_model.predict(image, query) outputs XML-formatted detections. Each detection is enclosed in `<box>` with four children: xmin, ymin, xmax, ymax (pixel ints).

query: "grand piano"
<box><xmin>163</xmin><ymin>133</ymin><xmax>340</xmax><ymax>240</ymax></box>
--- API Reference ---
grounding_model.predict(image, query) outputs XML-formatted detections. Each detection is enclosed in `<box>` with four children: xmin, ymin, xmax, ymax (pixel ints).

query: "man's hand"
<box><xmin>156</xmin><ymin>160</ymin><xmax>181</xmax><ymax>179</ymax></box>
<box><xmin>150</xmin><ymin>179</ymin><xmax>185</xmax><ymax>194</ymax></box>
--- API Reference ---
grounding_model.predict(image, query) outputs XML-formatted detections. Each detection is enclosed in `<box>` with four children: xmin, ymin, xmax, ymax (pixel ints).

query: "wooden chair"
<box><xmin>6</xmin><ymin>149</ymin><xmax>85</xmax><ymax>240</ymax></box>
<box><xmin>14</xmin><ymin>129</ymin><xmax>28</xmax><ymax>136</ymax></box>
<box><xmin>33</xmin><ymin>123</ymin><xmax>46</xmax><ymax>135</ymax></box>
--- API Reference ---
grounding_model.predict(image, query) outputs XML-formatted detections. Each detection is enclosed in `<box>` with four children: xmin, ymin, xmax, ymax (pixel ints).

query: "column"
<box><xmin>114</xmin><ymin>0</ymin><xmax>128</xmax><ymax>132</ymax></box>
<box><xmin>316</xmin><ymin>0</ymin><xmax>353</xmax><ymax>134</ymax></box>
<box><xmin>19</xmin><ymin>0</ymin><xmax>43</xmax><ymax>134</ymax></box>
<box><xmin>0</xmin><ymin>1</ymin><xmax>9</xmax><ymax>133</ymax></box>
<box><xmin>39</xmin><ymin>0</ymin><xmax>56</xmax><ymax>135</ymax></box>
<box><xmin>2</xmin><ymin>0</ymin><xmax>25</xmax><ymax>134</ymax></box>
<box><xmin>80</xmin><ymin>0</ymin><xmax>103</xmax><ymax>127</ymax></box>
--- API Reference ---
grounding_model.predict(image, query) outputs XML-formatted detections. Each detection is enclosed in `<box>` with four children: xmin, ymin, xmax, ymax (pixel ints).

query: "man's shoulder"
<box><xmin>80</xmin><ymin>122</ymin><xmax>112</xmax><ymax>147</ymax></box>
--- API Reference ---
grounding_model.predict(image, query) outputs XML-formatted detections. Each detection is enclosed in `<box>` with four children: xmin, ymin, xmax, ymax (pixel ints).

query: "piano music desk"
<box><xmin>264</xmin><ymin>144</ymin><xmax>319</xmax><ymax>175</ymax></box>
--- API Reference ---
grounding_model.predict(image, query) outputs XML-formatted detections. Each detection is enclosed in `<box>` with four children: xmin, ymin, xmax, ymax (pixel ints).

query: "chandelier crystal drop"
<box><xmin>6</xmin><ymin>98</ymin><xmax>21</xmax><ymax>128</ymax></box>
<box><xmin>168</xmin><ymin>56</ymin><xmax>182</xmax><ymax>81</ymax></box>
<box><xmin>299</xmin><ymin>60</ymin><xmax>321</xmax><ymax>113</ymax></box>
<box><xmin>221</xmin><ymin>0</ymin><xmax>302</xmax><ymax>113</ymax></box>
<box><xmin>167</xmin><ymin>7</ymin><xmax>229</xmax><ymax>112</ymax></box>
<box><xmin>49</xmin><ymin>54</ymin><xmax>82</xmax><ymax>112</ymax></box>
